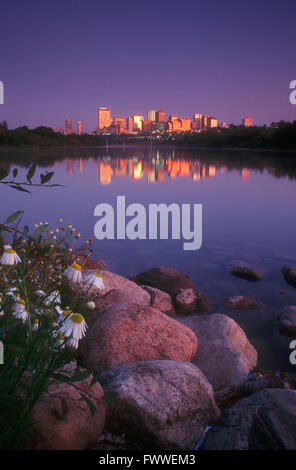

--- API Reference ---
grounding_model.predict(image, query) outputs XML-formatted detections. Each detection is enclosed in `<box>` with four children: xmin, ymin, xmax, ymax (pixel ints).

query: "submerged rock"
<box><xmin>178</xmin><ymin>313</ymin><xmax>258</xmax><ymax>390</ymax></box>
<box><xmin>277</xmin><ymin>305</ymin><xmax>296</xmax><ymax>336</ymax></box>
<box><xmin>133</xmin><ymin>266</ymin><xmax>194</xmax><ymax>297</ymax></box>
<box><xmin>79</xmin><ymin>302</ymin><xmax>197</xmax><ymax>371</ymax></box>
<box><xmin>281</xmin><ymin>266</ymin><xmax>296</xmax><ymax>288</ymax></box>
<box><xmin>142</xmin><ymin>285</ymin><xmax>175</xmax><ymax>317</ymax></box>
<box><xmin>229</xmin><ymin>260</ymin><xmax>263</xmax><ymax>282</ymax></box>
<box><xmin>223</xmin><ymin>295</ymin><xmax>265</xmax><ymax>310</ymax></box>
<box><xmin>100</xmin><ymin>360</ymin><xmax>220</xmax><ymax>450</ymax></box>
<box><xmin>175</xmin><ymin>288</ymin><xmax>209</xmax><ymax>314</ymax></box>
<box><xmin>202</xmin><ymin>389</ymin><xmax>296</xmax><ymax>450</ymax></box>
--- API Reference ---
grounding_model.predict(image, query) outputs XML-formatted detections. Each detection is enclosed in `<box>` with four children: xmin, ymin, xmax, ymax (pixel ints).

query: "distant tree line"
<box><xmin>175</xmin><ymin>121</ymin><xmax>296</xmax><ymax>150</ymax></box>
<box><xmin>0</xmin><ymin>120</ymin><xmax>296</xmax><ymax>150</ymax></box>
<box><xmin>0</xmin><ymin>122</ymin><xmax>104</xmax><ymax>147</ymax></box>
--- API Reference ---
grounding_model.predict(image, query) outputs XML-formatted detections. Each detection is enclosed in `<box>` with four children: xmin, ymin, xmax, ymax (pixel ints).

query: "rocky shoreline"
<box><xmin>28</xmin><ymin>263</ymin><xmax>296</xmax><ymax>450</ymax></box>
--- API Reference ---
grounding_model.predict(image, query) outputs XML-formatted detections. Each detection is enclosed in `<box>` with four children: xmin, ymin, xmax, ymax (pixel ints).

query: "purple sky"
<box><xmin>1</xmin><ymin>0</ymin><xmax>296</xmax><ymax>131</ymax></box>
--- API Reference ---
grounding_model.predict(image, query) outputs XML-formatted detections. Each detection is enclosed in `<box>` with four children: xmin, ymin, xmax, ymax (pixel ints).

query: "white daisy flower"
<box><xmin>85</xmin><ymin>272</ymin><xmax>105</xmax><ymax>290</ymax></box>
<box><xmin>58</xmin><ymin>313</ymin><xmax>87</xmax><ymax>348</ymax></box>
<box><xmin>58</xmin><ymin>309</ymin><xmax>72</xmax><ymax>323</ymax></box>
<box><xmin>12</xmin><ymin>298</ymin><xmax>26</xmax><ymax>314</ymax></box>
<box><xmin>36</xmin><ymin>289</ymin><xmax>46</xmax><ymax>297</ymax></box>
<box><xmin>64</xmin><ymin>263</ymin><xmax>83</xmax><ymax>283</ymax></box>
<box><xmin>32</xmin><ymin>319</ymin><xmax>39</xmax><ymax>331</ymax></box>
<box><xmin>55</xmin><ymin>305</ymin><xmax>63</xmax><ymax>314</ymax></box>
<box><xmin>0</xmin><ymin>245</ymin><xmax>21</xmax><ymax>265</ymax></box>
<box><xmin>44</xmin><ymin>290</ymin><xmax>61</xmax><ymax>306</ymax></box>
<box><xmin>67</xmin><ymin>338</ymin><xmax>79</xmax><ymax>349</ymax></box>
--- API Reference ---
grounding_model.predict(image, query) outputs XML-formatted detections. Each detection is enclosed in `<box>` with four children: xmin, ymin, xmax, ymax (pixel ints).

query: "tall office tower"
<box><xmin>59</xmin><ymin>125</ymin><xmax>64</xmax><ymax>134</ymax></box>
<box><xmin>156</xmin><ymin>109</ymin><xmax>165</xmax><ymax>123</ymax></box>
<box><xmin>77</xmin><ymin>121</ymin><xmax>83</xmax><ymax>135</ymax></box>
<box><xmin>128</xmin><ymin>116</ymin><xmax>134</xmax><ymax>133</ymax></box>
<box><xmin>143</xmin><ymin>120</ymin><xmax>153</xmax><ymax>132</ymax></box>
<box><xmin>192</xmin><ymin>113</ymin><xmax>203</xmax><ymax>130</ymax></box>
<box><xmin>65</xmin><ymin>117</ymin><xmax>74</xmax><ymax>135</ymax></box>
<box><xmin>180</xmin><ymin>118</ymin><xmax>191</xmax><ymax>131</ymax></box>
<box><xmin>132</xmin><ymin>114</ymin><xmax>144</xmax><ymax>131</ymax></box>
<box><xmin>242</xmin><ymin>115</ymin><xmax>253</xmax><ymax>127</ymax></box>
<box><xmin>114</xmin><ymin>116</ymin><xmax>126</xmax><ymax>133</ymax></box>
<box><xmin>169</xmin><ymin>114</ymin><xmax>178</xmax><ymax>122</ymax></box>
<box><xmin>148</xmin><ymin>110</ymin><xmax>156</xmax><ymax>121</ymax></box>
<box><xmin>208</xmin><ymin>117</ymin><xmax>218</xmax><ymax>128</ymax></box>
<box><xmin>98</xmin><ymin>107</ymin><xmax>111</xmax><ymax>130</ymax></box>
<box><xmin>202</xmin><ymin>115</ymin><xmax>211</xmax><ymax>129</ymax></box>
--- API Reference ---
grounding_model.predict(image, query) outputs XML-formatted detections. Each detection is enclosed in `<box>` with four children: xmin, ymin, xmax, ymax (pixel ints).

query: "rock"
<box><xmin>178</xmin><ymin>314</ymin><xmax>258</xmax><ymax>390</ymax></box>
<box><xmin>28</xmin><ymin>367</ymin><xmax>105</xmax><ymax>450</ymax></box>
<box><xmin>100</xmin><ymin>360</ymin><xmax>220</xmax><ymax>450</ymax></box>
<box><xmin>83</xmin><ymin>269</ymin><xmax>150</xmax><ymax>305</ymax></box>
<box><xmin>223</xmin><ymin>295</ymin><xmax>265</xmax><ymax>310</ymax></box>
<box><xmin>281</xmin><ymin>266</ymin><xmax>296</xmax><ymax>288</ymax></box>
<box><xmin>248</xmin><ymin>406</ymin><xmax>296</xmax><ymax>450</ymax></box>
<box><xmin>229</xmin><ymin>260</ymin><xmax>263</xmax><ymax>282</ymax></box>
<box><xmin>133</xmin><ymin>266</ymin><xmax>194</xmax><ymax>297</ymax></box>
<box><xmin>175</xmin><ymin>288</ymin><xmax>209</xmax><ymax>314</ymax></box>
<box><xmin>202</xmin><ymin>389</ymin><xmax>296</xmax><ymax>450</ymax></box>
<box><xmin>87</xmin><ymin>288</ymin><xmax>150</xmax><ymax>325</ymax></box>
<box><xmin>79</xmin><ymin>303</ymin><xmax>197</xmax><ymax>371</ymax></box>
<box><xmin>277</xmin><ymin>306</ymin><xmax>296</xmax><ymax>336</ymax></box>
<box><xmin>142</xmin><ymin>285</ymin><xmax>175</xmax><ymax>317</ymax></box>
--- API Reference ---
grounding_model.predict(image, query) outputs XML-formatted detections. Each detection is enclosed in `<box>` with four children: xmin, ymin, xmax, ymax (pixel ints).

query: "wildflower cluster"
<box><xmin>0</xmin><ymin>217</ymin><xmax>105</xmax><ymax>449</ymax></box>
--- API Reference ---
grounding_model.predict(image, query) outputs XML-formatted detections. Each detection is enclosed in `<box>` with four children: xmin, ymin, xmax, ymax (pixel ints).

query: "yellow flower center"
<box><xmin>71</xmin><ymin>263</ymin><xmax>81</xmax><ymax>271</ymax></box>
<box><xmin>5</xmin><ymin>249</ymin><xmax>15</xmax><ymax>254</ymax></box>
<box><xmin>94</xmin><ymin>272</ymin><xmax>102</xmax><ymax>278</ymax></box>
<box><xmin>70</xmin><ymin>313</ymin><xmax>84</xmax><ymax>324</ymax></box>
<box><xmin>63</xmin><ymin>309</ymin><xmax>72</xmax><ymax>317</ymax></box>
<box><xmin>35</xmin><ymin>319</ymin><xmax>39</xmax><ymax>323</ymax></box>
<box><xmin>18</xmin><ymin>299</ymin><xmax>25</xmax><ymax>306</ymax></box>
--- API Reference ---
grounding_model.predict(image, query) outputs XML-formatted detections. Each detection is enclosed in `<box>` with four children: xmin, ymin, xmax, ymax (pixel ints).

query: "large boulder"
<box><xmin>281</xmin><ymin>266</ymin><xmax>296</xmax><ymax>288</ymax></box>
<box><xmin>202</xmin><ymin>389</ymin><xmax>296</xmax><ymax>450</ymax></box>
<box><xmin>100</xmin><ymin>360</ymin><xmax>220</xmax><ymax>450</ymax></box>
<box><xmin>223</xmin><ymin>295</ymin><xmax>265</xmax><ymax>311</ymax></box>
<box><xmin>79</xmin><ymin>303</ymin><xmax>197</xmax><ymax>371</ymax></box>
<box><xmin>277</xmin><ymin>306</ymin><xmax>296</xmax><ymax>336</ymax></box>
<box><xmin>175</xmin><ymin>288</ymin><xmax>209</xmax><ymax>314</ymax></box>
<box><xmin>29</xmin><ymin>367</ymin><xmax>105</xmax><ymax>450</ymax></box>
<box><xmin>248</xmin><ymin>406</ymin><xmax>296</xmax><ymax>450</ymax></box>
<box><xmin>142</xmin><ymin>285</ymin><xmax>175</xmax><ymax>317</ymax></box>
<box><xmin>229</xmin><ymin>260</ymin><xmax>263</xmax><ymax>282</ymax></box>
<box><xmin>83</xmin><ymin>269</ymin><xmax>150</xmax><ymax>305</ymax></box>
<box><xmin>178</xmin><ymin>313</ymin><xmax>258</xmax><ymax>390</ymax></box>
<box><xmin>133</xmin><ymin>266</ymin><xmax>194</xmax><ymax>297</ymax></box>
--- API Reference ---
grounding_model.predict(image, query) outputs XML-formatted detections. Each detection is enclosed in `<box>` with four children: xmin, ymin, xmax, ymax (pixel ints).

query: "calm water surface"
<box><xmin>1</xmin><ymin>146</ymin><xmax>296</xmax><ymax>373</ymax></box>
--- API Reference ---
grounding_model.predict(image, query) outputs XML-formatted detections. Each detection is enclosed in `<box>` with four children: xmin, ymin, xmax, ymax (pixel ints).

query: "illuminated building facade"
<box><xmin>98</xmin><ymin>107</ymin><xmax>111</xmax><ymax>130</ymax></box>
<box><xmin>77</xmin><ymin>121</ymin><xmax>83</xmax><ymax>135</ymax></box>
<box><xmin>65</xmin><ymin>117</ymin><xmax>74</xmax><ymax>135</ymax></box>
<box><xmin>242</xmin><ymin>115</ymin><xmax>253</xmax><ymax>127</ymax></box>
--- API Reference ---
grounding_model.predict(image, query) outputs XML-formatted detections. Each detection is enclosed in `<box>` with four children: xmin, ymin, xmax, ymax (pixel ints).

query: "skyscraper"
<box><xmin>148</xmin><ymin>110</ymin><xmax>156</xmax><ymax>121</ymax></box>
<box><xmin>132</xmin><ymin>114</ymin><xmax>144</xmax><ymax>131</ymax></box>
<box><xmin>192</xmin><ymin>113</ymin><xmax>203</xmax><ymax>130</ymax></box>
<box><xmin>98</xmin><ymin>107</ymin><xmax>111</xmax><ymax>130</ymax></box>
<box><xmin>65</xmin><ymin>117</ymin><xmax>74</xmax><ymax>135</ymax></box>
<box><xmin>242</xmin><ymin>115</ymin><xmax>253</xmax><ymax>127</ymax></box>
<box><xmin>114</xmin><ymin>116</ymin><xmax>126</xmax><ymax>133</ymax></box>
<box><xmin>77</xmin><ymin>121</ymin><xmax>83</xmax><ymax>135</ymax></box>
<box><xmin>156</xmin><ymin>110</ymin><xmax>165</xmax><ymax>123</ymax></box>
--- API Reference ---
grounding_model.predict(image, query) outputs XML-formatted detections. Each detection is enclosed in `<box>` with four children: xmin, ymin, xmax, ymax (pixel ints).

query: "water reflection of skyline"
<box><xmin>61</xmin><ymin>156</ymin><xmax>250</xmax><ymax>185</ymax></box>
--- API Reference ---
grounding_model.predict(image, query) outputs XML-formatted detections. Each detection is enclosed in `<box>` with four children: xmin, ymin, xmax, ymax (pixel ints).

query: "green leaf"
<box><xmin>26</xmin><ymin>163</ymin><xmax>36</xmax><ymax>182</ymax></box>
<box><xmin>80</xmin><ymin>393</ymin><xmax>97</xmax><ymax>416</ymax></box>
<box><xmin>9</xmin><ymin>185</ymin><xmax>31</xmax><ymax>194</ymax></box>
<box><xmin>90</xmin><ymin>367</ymin><xmax>102</xmax><ymax>387</ymax></box>
<box><xmin>62</xmin><ymin>398</ymin><xmax>69</xmax><ymax>418</ymax></box>
<box><xmin>5</xmin><ymin>210</ymin><xmax>23</xmax><ymax>224</ymax></box>
<box><xmin>33</xmin><ymin>224</ymin><xmax>48</xmax><ymax>239</ymax></box>
<box><xmin>40</xmin><ymin>172</ymin><xmax>54</xmax><ymax>184</ymax></box>
<box><xmin>13</xmin><ymin>168</ymin><xmax>18</xmax><ymax>178</ymax></box>
<box><xmin>23</xmin><ymin>225</ymin><xmax>29</xmax><ymax>234</ymax></box>
<box><xmin>102</xmin><ymin>391</ymin><xmax>118</xmax><ymax>404</ymax></box>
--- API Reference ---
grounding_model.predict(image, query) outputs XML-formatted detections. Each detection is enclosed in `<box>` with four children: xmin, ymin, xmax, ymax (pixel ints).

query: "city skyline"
<box><xmin>1</xmin><ymin>0</ymin><xmax>295</xmax><ymax>130</ymax></box>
